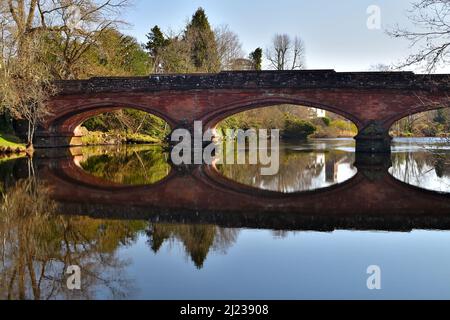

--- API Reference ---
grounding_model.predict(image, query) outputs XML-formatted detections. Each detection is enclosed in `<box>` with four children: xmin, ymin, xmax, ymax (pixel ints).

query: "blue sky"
<box><xmin>120</xmin><ymin>0</ymin><xmax>447</xmax><ymax>72</ymax></box>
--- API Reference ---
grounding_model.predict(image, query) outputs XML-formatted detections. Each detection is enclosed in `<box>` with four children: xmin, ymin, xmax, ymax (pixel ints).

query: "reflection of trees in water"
<box><xmin>146</xmin><ymin>224</ymin><xmax>239</xmax><ymax>269</ymax></box>
<box><xmin>0</xmin><ymin>179</ymin><xmax>240</xmax><ymax>297</ymax></box>
<box><xmin>391</xmin><ymin>152</ymin><xmax>450</xmax><ymax>188</ymax></box>
<box><xmin>0</xmin><ymin>177</ymin><xmax>147</xmax><ymax>300</ymax></box>
<box><xmin>217</xmin><ymin>149</ymin><xmax>354</xmax><ymax>193</ymax></box>
<box><xmin>80</xmin><ymin>145</ymin><xmax>171</xmax><ymax>185</ymax></box>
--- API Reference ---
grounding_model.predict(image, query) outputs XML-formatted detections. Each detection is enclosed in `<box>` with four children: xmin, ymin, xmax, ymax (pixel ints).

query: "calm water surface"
<box><xmin>0</xmin><ymin>138</ymin><xmax>449</xmax><ymax>300</ymax></box>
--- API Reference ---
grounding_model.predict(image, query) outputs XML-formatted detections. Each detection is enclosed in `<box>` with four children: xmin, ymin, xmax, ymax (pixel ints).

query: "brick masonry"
<box><xmin>39</xmin><ymin>70</ymin><xmax>450</xmax><ymax>151</ymax></box>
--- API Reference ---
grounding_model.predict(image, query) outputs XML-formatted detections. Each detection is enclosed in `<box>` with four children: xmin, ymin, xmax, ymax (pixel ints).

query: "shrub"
<box><xmin>282</xmin><ymin>117</ymin><xmax>317</xmax><ymax>140</ymax></box>
<box><xmin>321</xmin><ymin>117</ymin><xmax>332</xmax><ymax>127</ymax></box>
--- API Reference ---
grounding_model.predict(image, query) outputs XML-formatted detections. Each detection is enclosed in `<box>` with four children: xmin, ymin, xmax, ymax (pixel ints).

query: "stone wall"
<box><xmin>54</xmin><ymin>70</ymin><xmax>450</xmax><ymax>95</ymax></box>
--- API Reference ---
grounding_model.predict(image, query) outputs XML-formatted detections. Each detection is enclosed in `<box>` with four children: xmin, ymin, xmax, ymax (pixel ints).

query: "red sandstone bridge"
<box><xmin>38</xmin><ymin>70</ymin><xmax>450</xmax><ymax>152</ymax></box>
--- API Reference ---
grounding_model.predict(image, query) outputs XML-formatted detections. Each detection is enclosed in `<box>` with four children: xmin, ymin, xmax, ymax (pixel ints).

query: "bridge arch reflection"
<box><xmin>24</xmin><ymin>148</ymin><xmax>450</xmax><ymax>232</ymax></box>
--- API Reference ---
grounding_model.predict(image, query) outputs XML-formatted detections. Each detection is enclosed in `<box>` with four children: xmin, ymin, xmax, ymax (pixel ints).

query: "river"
<box><xmin>0</xmin><ymin>138</ymin><xmax>448</xmax><ymax>299</ymax></box>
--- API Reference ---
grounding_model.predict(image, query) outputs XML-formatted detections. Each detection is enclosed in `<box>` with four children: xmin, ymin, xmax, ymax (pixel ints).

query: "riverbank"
<box><xmin>0</xmin><ymin>133</ymin><xmax>27</xmax><ymax>155</ymax></box>
<box><xmin>81</xmin><ymin>130</ymin><xmax>161</xmax><ymax>146</ymax></box>
<box><xmin>391</xmin><ymin>132</ymin><xmax>450</xmax><ymax>138</ymax></box>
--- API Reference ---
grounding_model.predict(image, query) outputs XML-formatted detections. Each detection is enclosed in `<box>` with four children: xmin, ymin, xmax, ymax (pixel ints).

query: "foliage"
<box><xmin>71</xmin><ymin>29</ymin><xmax>150</xmax><ymax>78</ymax></box>
<box><xmin>282</xmin><ymin>116</ymin><xmax>316</xmax><ymax>140</ymax></box>
<box><xmin>0</xmin><ymin>133</ymin><xmax>25</xmax><ymax>151</ymax></box>
<box><xmin>249</xmin><ymin>48</ymin><xmax>263</xmax><ymax>71</ymax></box>
<box><xmin>0</xmin><ymin>173</ymin><xmax>146</xmax><ymax>299</ymax></box>
<box><xmin>80</xmin><ymin>146</ymin><xmax>171</xmax><ymax>185</ymax></box>
<box><xmin>146</xmin><ymin>26</ymin><xmax>170</xmax><ymax>59</ymax></box>
<box><xmin>145</xmin><ymin>25</ymin><xmax>170</xmax><ymax>73</ymax></box>
<box><xmin>218</xmin><ymin>105</ymin><xmax>358</xmax><ymax>139</ymax></box>
<box><xmin>0</xmin><ymin>35</ymin><xmax>55</xmax><ymax>146</ymax></box>
<box><xmin>147</xmin><ymin>223</ymin><xmax>238</xmax><ymax>269</ymax></box>
<box><xmin>322</xmin><ymin>117</ymin><xmax>331</xmax><ymax>127</ymax></box>
<box><xmin>1</xmin><ymin>0</ymin><xmax>135</xmax><ymax>146</ymax></box>
<box><xmin>391</xmin><ymin>108</ymin><xmax>450</xmax><ymax>137</ymax></box>
<box><xmin>83</xmin><ymin>109</ymin><xmax>170</xmax><ymax>141</ymax></box>
<box><xmin>185</xmin><ymin>8</ymin><xmax>221</xmax><ymax>73</ymax></box>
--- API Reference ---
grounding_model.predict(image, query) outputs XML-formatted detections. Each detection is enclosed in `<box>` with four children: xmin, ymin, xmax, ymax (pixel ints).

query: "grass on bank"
<box><xmin>81</xmin><ymin>130</ymin><xmax>161</xmax><ymax>146</ymax></box>
<box><xmin>0</xmin><ymin>133</ymin><xmax>26</xmax><ymax>152</ymax></box>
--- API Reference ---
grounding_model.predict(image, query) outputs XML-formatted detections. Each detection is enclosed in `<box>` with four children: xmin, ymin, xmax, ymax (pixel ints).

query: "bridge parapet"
<box><xmin>54</xmin><ymin>70</ymin><xmax>450</xmax><ymax>95</ymax></box>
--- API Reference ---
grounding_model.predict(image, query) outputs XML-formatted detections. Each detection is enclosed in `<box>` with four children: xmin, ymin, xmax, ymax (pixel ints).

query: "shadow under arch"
<box><xmin>47</xmin><ymin>101</ymin><xmax>176</xmax><ymax>134</ymax></box>
<box><xmin>202</xmin><ymin>96</ymin><xmax>362</xmax><ymax>132</ymax></box>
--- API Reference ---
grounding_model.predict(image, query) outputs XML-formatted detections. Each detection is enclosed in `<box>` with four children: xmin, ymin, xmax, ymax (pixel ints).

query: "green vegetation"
<box><xmin>185</xmin><ymin>8</ymin><xmax>221</xmax><ymax>73</ymax></box>
<box><xmin>312</xmin><ymin>118</ymin><xmax>358</xmax><ymax>138</ymax></box>
<box><xmin>0</xmin><ymin>133</ymin><xmax>24</xmax><ymax>149</ymax></box>
<box><xmin>282</xmin><ymin>117</ymin><xmax>317</xmax><ymax>140</ymax></box>
<box><xmin>0</xmin><ymin>133</ymin><xmax>26</xmax><ymax>154</ymax></box>
<box><xmin>321</xmin><ymin>117</ymin><xmax>331</xmax><ymax>127</ymax></box>
<box><xmin>0</xmin><ymin>173</ymin><xmax>148</xmax><ymax>299</ymax></box>
<box><xmin>81</xmin><ymin>131</ymin><xmax>160</xmax><ymax>146</ymax></box>
<box><xmin>144</xmin><ymin>8</ymin><xmax>222</xmax><ymax>74</ymax></box>
<box><xmin>81</xmin><ymin>109</ymin><xmax>169</xmax><ymax>146</ymax></box>
<box><xmin>249</xmin><ymin>48</ymin><xmax>263</xmax><ymax>71</ymax></box>
<box><xmin>80</xmin><ymin>146</ymin><xmax>171</xmax><ymax>185</ymax></box>
<box><xmin>390</xmin><ymin>108</ymin><xmax>450</xmax><ymax>137</ymax></box>
<box><xmin>217</xmin><ymin>105</ymin><xmax>358</xmax><ymax>140</ymax></box>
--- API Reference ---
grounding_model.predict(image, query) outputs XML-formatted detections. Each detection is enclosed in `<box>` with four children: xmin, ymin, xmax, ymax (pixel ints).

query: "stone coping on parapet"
<box><xmin>54</xmin><ymin>70</ymin><xmax>450</xmax><ymax>95</ymax></box>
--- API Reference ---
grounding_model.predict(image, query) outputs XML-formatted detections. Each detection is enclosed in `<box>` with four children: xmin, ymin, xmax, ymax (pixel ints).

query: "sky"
<box><xmin>120</xmin><ymin>0</ymin><xmax>449</xmax><ymax>73</ymax></box>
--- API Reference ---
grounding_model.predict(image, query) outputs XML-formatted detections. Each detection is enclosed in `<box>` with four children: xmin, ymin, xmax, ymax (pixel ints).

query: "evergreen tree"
<box><xmin>145</xmin><ymin>26</ymin><xmax>168</xmax><ymax>57</ymax></box>
<box><xmin>249</xmin><ymin>48</ymin><xmax>263</xmax><ymax>71</ymax></box>
<box><xmin>145</xmin><ymin>26</ymin><xmax>169</xmax><ymax>72</ymax></box>
<box><xmin>185</xmin><ymin>8</ymin><xmax>220</xmax><ymax>73</ymax></box>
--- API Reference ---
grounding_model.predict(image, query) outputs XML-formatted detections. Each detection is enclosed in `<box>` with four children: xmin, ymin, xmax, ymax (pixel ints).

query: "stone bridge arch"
<box><xmin>36</xmin><ymin>101</ymin><xmax>176</xmax><ymax>147</ymax></box>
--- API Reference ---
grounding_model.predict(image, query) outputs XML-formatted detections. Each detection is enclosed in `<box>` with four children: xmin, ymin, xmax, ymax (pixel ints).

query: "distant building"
<box><xmin>310</xmin><ymin>108</ymin><xmax>326</xmax><ymax>118</ymax></box>
<box><xmin>228</xmin><ymin>58</ymin><xmax>255</xmax><ymax>71</ymax></box>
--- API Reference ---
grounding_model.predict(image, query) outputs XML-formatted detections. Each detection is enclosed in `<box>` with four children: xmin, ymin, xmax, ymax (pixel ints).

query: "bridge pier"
<box><xmin>355</xmin><ymin>121</ymin><xmax>392</xmax><ymax>153</ymax></box>
<box><xmin>354</xmin><ymin>152</ymin><xmax>392</xmax><ymax>181</ymax></box>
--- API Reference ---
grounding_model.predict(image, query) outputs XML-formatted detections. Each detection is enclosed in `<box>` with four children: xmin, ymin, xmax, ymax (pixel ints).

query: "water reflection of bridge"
<box><xmin>17</xmin><ymin>148</ymin><xmax>449</xmax><ymax>232</ymax></box>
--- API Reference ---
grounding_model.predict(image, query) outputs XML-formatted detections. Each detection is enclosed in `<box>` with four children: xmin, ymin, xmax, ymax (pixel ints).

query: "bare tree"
<box><xmin>4</xmin><ymin>0</ymin><xmax>131</xmax><ymax>79</ymax></box>
<box><xmin>266</xmin><ymin>34</ymin><xmax>306</xmax><ymax>70</ymax></box>
<box><xmin>0</xmin><ymin>170</ymin><xmax>135</xmax><ymax>300</ymax></box>
<box><xmin>369</xmin><ymin>63</ymin><xmax>394</xmax><ymax>71</ymax></box>
<box><xmin>388</xmin><ymin>0</ymin><xmax>450</xmax><ymax>72</ymax></box>
<box><xmin>0</xmin><ymin>0</ymin><xmax>131</xmax><ymax>147</ymax></box>
<box><xmin>214</xmin><ymin>24</ymin><xmax>244</xmax><ymax>70</ymax></box>
<box><xmin>0</xmin><ymin>36</ymin><xmax>55</xmax><ymax>148</ymax></box>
